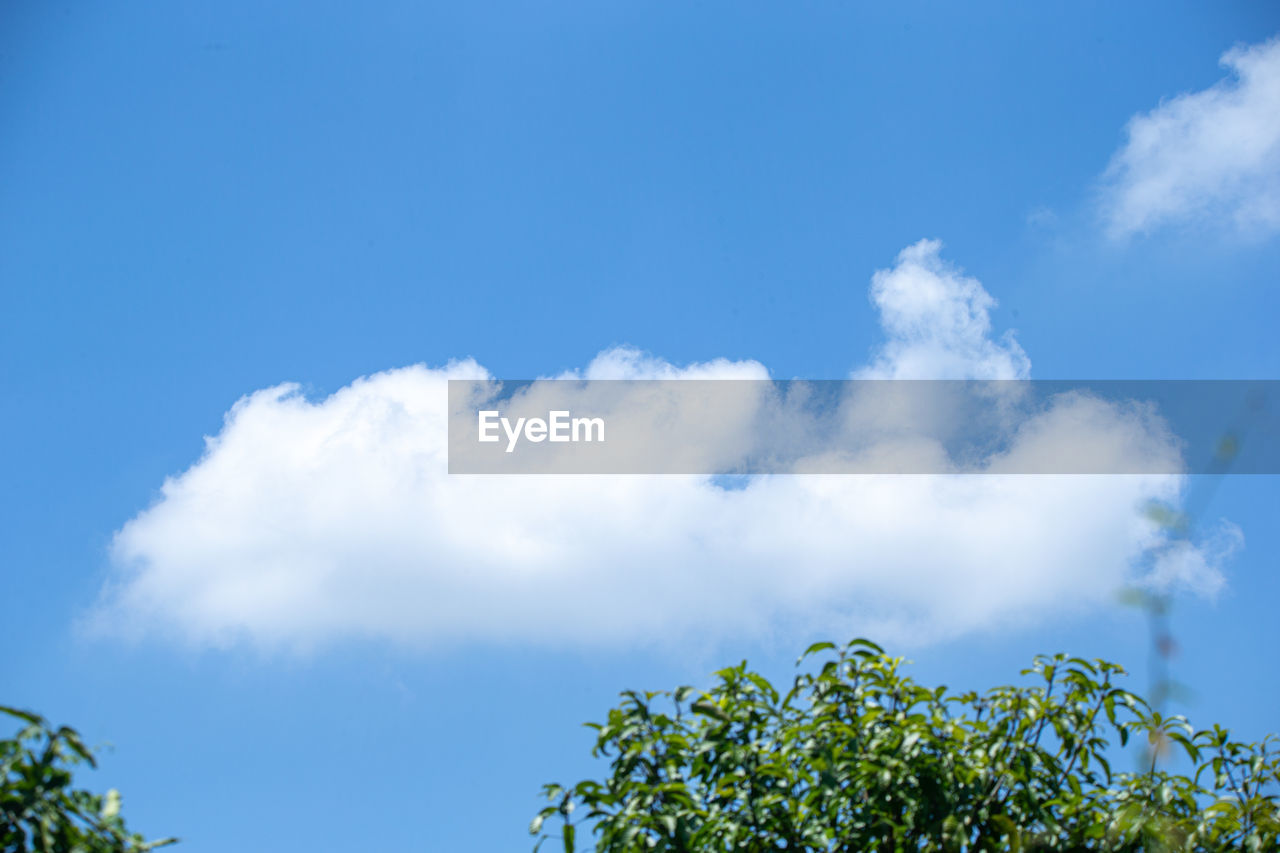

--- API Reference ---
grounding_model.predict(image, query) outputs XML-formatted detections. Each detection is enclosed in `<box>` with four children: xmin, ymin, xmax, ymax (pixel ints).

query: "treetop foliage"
<box><xmin>1</xmin><ymin>706</ymin><xmax>176</xmax><ymax>853</ymax></box>
<box><xmin>533</xmin><ymin>639</ymin><xmax>1279</xmax><ymax>852</ymax></box>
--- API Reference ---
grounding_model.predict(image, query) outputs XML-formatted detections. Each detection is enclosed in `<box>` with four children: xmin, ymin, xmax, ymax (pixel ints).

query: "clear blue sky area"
<box><xmin>2</xmin><ymin>3</ymin><xmax>1279</xmax><ymax>851</ymax></box>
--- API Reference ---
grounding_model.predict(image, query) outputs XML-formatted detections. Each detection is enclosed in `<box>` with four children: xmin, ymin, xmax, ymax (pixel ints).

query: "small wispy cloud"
<box><xmin>1139</xmin><ymin>520</ymin><xmax>1241</xmax><ymax>599</ymax></box>
<box><xmin>1100</xmin><ymin>35</ymin><xmax>1280</xmax><ymax>239</ymax></box>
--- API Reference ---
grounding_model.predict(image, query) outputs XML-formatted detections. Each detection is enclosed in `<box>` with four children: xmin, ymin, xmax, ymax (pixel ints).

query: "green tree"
<box><xmin>1</xmin><ymin>706</ymin><xmax>176</xmax><ymax>852</ymax></box>
<box><xmin>533</xmin><ymin>639</ymin><xmax>1278</xmax><ymax>852</ymax></box>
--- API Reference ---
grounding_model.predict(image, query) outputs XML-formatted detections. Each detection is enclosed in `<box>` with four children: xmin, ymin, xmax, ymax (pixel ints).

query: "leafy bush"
<box><xmin>533</xmin><ymin>639</ymin><xmax>1278</xmax><ymax>852</ymax></box>
<box><xmin>1</xmin><ymin>706</ymin><xmax>176</xmax><ymax>852</ymax></box>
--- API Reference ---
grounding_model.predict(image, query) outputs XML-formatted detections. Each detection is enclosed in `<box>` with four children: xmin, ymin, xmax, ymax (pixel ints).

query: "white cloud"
<box><xmin>858</xmin><ymin>240</ymin><xmax>1029</xmax><ymax>380</ymax></box>
<box><xmin>88</xmin><ymin>242</ymin><xmax>1237</xmax><ymax>652</ymax></box>
<box><xmin>1100</xmin><ymin>35</ymin><xmax>1280</xmax><ymax>238</ymax></box>
<box><xmin>1139</xmin><ymin>520</ymin><xmax>1241</xmax><ymax>599</ymax></box>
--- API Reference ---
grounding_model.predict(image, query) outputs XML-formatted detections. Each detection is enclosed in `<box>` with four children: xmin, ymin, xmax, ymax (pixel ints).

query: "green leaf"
<box><xmin>690</xmin><ymin>699</ymin><xmax>729</xmax><ymax>722</ymax></box>
<box><xmin>0</xmin><ymin>705</ymin><xmax>44</xmax><ymax>726</ymax></box>
<box><xmin>798</xmin><ymin>641</ymin><xmax>836</xmax><ymax>662</ymax></box>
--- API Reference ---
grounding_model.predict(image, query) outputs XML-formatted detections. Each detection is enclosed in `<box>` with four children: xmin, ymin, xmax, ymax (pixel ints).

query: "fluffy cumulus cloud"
<box><xmin>1101</xmin><ymin>35</ymin><xmax>1280</xmax><ymax>238</ymax></box>
<box><xmin>90</xmin><ymin>242</ymin><xmax>1235</xmax><ymax>651</ymax></box>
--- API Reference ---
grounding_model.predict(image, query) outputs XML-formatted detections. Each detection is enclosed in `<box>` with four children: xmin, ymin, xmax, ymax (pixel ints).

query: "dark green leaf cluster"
<box><xmin>533</xmin><ymin>639</ymin><xmax>1279</xmax><ymax>852</ymax></box>
<box><xmin>1</xmin><ymin>706</ymin><xmax>177</xmax><ymax>853</ymax></box>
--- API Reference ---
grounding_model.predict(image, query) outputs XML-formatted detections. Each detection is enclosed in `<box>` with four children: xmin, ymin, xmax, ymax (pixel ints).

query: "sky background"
<box><xmin>3</xmin><ymin>2</ymin><xmax>1280</xmax><ymax>850</ymax></box>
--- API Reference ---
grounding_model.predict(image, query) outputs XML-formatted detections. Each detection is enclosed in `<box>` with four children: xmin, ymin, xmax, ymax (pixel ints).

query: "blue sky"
<box><xmin>3</xmin><ymin>2</ymin><xmax>1280</xmax><ymax>850</ymax></box>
